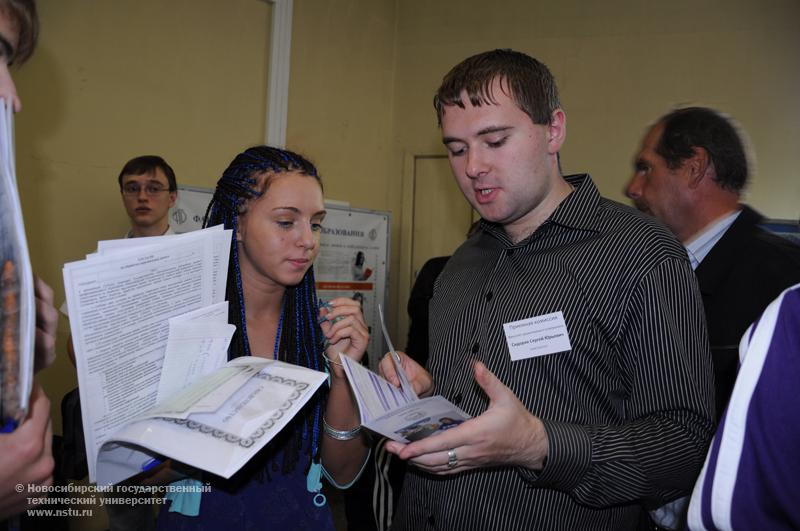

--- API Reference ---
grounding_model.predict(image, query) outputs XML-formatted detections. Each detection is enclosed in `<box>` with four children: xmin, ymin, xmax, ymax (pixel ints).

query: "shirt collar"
<box><xmin>125</xmin><ymin>224</ymin><xmax>173</xmax><ymax>238</ymax></box>
<box><xmin>550</xmin><ymin>174</ymin><xmax>601</xmax><ymax>232</ymax></box>
<box><xmin>481</xmin><ymin>173</ymin><xmax>601</xmax><ymax>246</ymax></box>
<box><xmin>684</xmin><ymin>210</ymin><xmax>740</xmax><ymax>270</ymax></box>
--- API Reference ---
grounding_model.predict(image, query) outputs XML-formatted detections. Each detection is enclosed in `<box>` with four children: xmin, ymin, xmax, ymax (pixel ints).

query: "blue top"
<box><xmin>157</xmin><ymin>428</ymin><xmax>334</xmax><ymax>530</ymax></box>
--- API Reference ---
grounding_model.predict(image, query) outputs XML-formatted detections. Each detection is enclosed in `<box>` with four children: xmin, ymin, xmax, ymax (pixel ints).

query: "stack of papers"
<box><xmin>64</xmin><ymin>227</ymin><xmax>327</xmax><ymax>484</ymax></box>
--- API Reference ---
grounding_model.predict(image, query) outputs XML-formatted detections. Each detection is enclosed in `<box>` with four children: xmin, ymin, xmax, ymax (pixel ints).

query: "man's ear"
<box><xmin>168</xmin><ymin>191</ymin><xmax>177</xmax><ymax>208</ymax></box>
<box><xmin>547</xmin><ymin>109</ymin><xmax>566</xmax><ymax>153</ymax></box>
<box><xmin>686</xmin><ymin>147</ymin><xmax>711</xmax><ymax>189</ymax></box>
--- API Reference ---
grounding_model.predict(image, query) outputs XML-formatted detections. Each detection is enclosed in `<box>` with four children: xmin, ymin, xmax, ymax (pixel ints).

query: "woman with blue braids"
<box><xmin>156</xmin><ymin>145</ymin><xmax>370</xmax><ymax>530</ymax></box>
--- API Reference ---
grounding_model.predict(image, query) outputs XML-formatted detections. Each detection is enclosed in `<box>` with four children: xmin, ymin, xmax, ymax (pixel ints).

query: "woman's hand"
<box><xmin>319</xmin><ymin>297</ymin><xmax>369</xmax><ymax>375</ymax></box>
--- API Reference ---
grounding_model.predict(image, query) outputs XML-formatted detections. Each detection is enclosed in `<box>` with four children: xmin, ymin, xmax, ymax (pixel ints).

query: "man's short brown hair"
<box><xmin>434</xmin><ymin>49</ymin><xmax>561</xmax><ymax>127</ymax></box>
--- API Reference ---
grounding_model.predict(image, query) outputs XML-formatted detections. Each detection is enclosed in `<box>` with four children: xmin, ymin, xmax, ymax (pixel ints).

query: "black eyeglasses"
<box><xmin>121</xmin><ymin>183</ymin><xmax>173</xmax><ymax>197</ymax></box>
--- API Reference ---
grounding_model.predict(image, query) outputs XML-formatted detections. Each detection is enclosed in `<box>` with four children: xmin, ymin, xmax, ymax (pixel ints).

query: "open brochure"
<box><xmin>339</xmin><ymin>305</ymin><xmax>470</xmax><ymax>442</ymax></box>
<box><xmin>0</xmin><ymin>101</ymin><xmax>35</xmax><ymax>429</ymax></box>
<box><xmin>63</xmin><ymin>227</ymin><xmax>328</xmax><ymax>484</ymax></box>
<box><xmin>340</xmin><ymin>355</ymin><xmax>470</xmax><ymax>443</ymax></box>
<box><xmin>96</xmin><ymin>357</ymin><xmax>326</xmax><ymax>485</ymax></box>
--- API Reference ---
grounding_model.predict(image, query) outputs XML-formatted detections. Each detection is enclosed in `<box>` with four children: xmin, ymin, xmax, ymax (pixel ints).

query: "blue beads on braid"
<box><xmin>294</xmin><ymin>285</ymin><xmax>309</xmax><ymax>442</ymax></box>
<box><xmin>204</xmin><ymin>145</ymin><xmax>325</xmax><ymax>476</ymax></box>
<box><xmin>231</xmin><ymin>217</ymin><xmax>253</xmax><ymax>358</ymax></box>
<box><xmin>292</xmin><ymin>272</ymin><xmax>324</xmax><ymax>459</ymax></box>
<box><xmin>300</xmin><ymin>271</ymin><xmax>323</xmax><ymax>463</ymax></box>
<box><xmin>273</xmin><ymin>295</ymin><xmax>285</xmax><ymax>360</ymax></box>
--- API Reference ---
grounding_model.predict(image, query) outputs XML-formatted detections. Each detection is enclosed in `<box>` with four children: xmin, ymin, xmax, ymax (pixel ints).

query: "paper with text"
<box><xmin>156</xmin><ymin>301</ymin><xmax>233</xmax><ymax>403</ymax></box>
<box><xmin>95</xmin><ymin>358</ymin><xmax>327</xmax><ymax>485</ymax></box>
<box><xmin>340</xmin><ymin>354</ymin><xmax>417</xmax><ymax>422</ymax></box>
<box><xmin>96</xmin><ymin>225</ymin><xmax>229</xmax><ymax>302</ymax></box>
<box><xmin>340</xmin><ymin>355</ymin><xmax>470</xmax><ymax>443</ymax></box>
<box><xmin>63</xmin><ymin>227</ymin><xmax>229</xmax><ymax>482</ymax></box>
<box><xmin>150</xmin><ymin>363</ymin><xmax>259</xmax><ymax>419</ymax></box>
<box><xmin>503</xmin><ymin>311</ymin><xmax>572</xmax><ymax>361</ymax></box>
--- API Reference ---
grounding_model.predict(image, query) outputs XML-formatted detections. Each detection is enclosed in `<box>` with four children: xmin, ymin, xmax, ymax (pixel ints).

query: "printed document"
<box><xmin>340</xmin><ymin>355</ymin><xmax>469</xmax><ymax>442</ymax></box>
<box><xmin>340</xmin><ymin>306</ymin><xmax>470</xmax><ymax>442</ymax></box>
<box><xmin>96</xmin><ymin>358</ymin><xmax>326</xmax><ymax>485</ymax></box>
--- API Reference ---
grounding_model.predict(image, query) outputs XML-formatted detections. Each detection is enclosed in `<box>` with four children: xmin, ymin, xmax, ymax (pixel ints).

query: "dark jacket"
<box><xmin>695</xmin><ymin>205</ymin><xmax>800</xmax><ymax>419</ymax></box>
<box><xmin>405</xmin><ymin>256</ymin><xmax>450</xmax><ymax>367</ymax></box>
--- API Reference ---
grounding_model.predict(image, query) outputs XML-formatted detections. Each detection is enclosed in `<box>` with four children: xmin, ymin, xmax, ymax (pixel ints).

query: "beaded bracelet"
<box><xmin>323</xmin><ymin>416</ymin><xmax>362</xmax><ymax>441</ymax></box>
<box><xmin>322</xmin><ymin>352</ymin><xmax>343</xmax><ymax>367</ymax></box>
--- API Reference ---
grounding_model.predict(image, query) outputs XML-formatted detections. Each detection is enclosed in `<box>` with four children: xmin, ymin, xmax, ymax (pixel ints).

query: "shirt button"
<box><xmin>428</xmin><ymin>514</ymin><xmax>435</xmax><ymax>526</ymax></box>
<box><xmin>485</xmin><ymin>291</ymin><xmax>493</xmax><ymax>301</ymax></box>
<box><xmin>453</xmin><ymin>393</ymin><xmax>463</xmax><ymax>405</ymax></box>
<box><xmin>506</xmin><ymin>248</ymin><xmax>514</xmax><ymax>257</ymax></box>
<box><xmin>471</xmin><ymin>343</ymin><xmax>479</xmax><ymax>354</ymax></box>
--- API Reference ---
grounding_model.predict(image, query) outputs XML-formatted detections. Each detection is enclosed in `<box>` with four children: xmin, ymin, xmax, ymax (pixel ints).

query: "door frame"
<box><xmin>397</xmin><ymin>152</ymin><xmax>451</xmax><ymax>346</ymax></box>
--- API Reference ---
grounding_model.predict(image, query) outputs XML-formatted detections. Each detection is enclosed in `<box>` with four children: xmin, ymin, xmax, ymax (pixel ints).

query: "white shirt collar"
<box><xmin>125</xmin><ymin>225</ymin><xmax>174</xmax><ymax>238</ymax></box>
<box><xmin>684</xmin><ymin>210</ymin><xmax>741</xmax><ymax>270</ymax></box>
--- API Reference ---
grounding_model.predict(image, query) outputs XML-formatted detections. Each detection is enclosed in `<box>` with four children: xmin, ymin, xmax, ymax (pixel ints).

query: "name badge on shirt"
<box><xmin>503</xmin><ymin>311</ymin><xmax>572</xmax><ymax>361</ymax></box>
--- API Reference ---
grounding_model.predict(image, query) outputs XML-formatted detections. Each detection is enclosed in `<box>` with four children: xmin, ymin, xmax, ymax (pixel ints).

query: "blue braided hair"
<box><xmin>204</xmin><ymin>145</ymin><xmax>325</xmax><ymax>475</ymax></box>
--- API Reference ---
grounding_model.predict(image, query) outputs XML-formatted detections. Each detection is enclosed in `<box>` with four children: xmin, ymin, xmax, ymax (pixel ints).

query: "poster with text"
<box><xmin>316</xmin><ymin>206</ymin><xmax>390</xmax><ymax>371</ymax></box>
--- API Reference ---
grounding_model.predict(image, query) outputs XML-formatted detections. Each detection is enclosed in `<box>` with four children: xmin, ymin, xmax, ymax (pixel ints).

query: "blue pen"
<box><xmin>141</xmin><ymin>458</ymin><xmax>162</xmax><ymax>472</ymax></box>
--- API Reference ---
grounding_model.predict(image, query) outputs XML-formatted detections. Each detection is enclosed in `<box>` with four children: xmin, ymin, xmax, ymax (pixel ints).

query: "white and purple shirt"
<box><xmin>688</xmin><ymin>282</ymin><xmax>800</xmax><ymax>530</ymax></box>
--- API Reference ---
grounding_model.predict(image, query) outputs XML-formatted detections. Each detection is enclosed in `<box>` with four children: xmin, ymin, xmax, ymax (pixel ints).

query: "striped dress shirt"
<box><xmin>393</xmin><ymin>174</ymin><xmax>715</xmax><ymax>531</ymax></box>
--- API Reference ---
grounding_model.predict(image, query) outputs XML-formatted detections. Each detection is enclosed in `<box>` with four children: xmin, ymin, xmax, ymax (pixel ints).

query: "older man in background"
<box><xmin>627</xmin><ymin>106</ymin><xmax>800</xmax><ymax>419</ymax></box>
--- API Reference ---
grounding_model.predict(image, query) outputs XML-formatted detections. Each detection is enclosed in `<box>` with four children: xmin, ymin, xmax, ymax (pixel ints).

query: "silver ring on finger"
<box><xmin>447</xmin><ymin>448</ymin><xmax>458</xmax><ymax>469</ymax></box>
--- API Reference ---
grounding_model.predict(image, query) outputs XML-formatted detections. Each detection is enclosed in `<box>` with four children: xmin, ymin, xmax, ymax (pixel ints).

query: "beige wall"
<box><xmin>287</xmin><ymin>0</ymin><xmax>400</xmax><ymax>353</ymax></box>
<box><xmin>391</xmin><ymin>0</ymin><xmax>800</xmax><ymax>210</ymax></box>
<box><xmin>15</xmin><ymin>0</ymin><xmax>272</xmax><ymax>431</ymax></box>
<box><xmin>10</xmin><ymin>0</ymin><xmax>800</xmax><ymax>432</ymax></box>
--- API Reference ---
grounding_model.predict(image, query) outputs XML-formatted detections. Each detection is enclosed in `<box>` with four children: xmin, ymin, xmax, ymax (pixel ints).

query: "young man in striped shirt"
<box><xmin>381</xmin><ymin>49</ymin><xmax>715</xmax><ymax>530</ymax></box>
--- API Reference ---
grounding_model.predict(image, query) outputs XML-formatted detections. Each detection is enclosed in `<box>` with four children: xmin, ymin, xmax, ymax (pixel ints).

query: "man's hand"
<box><xmin>0</xmin><ymin>384</ymin><xmax>54</xmax><ymax>519</ymax></box>
<box><xmin>384</xmin><ymin>362</ymin><xmax>549</xmax><ymax>474</ymax></box>
<box><xmin>33</xmin><ymin>277</ymin><xmax>57</xmax><ymax>373</ymax></box>
<box><xmin>378</xmin><ymin>350</ymin><xmax>434</xmax><ymax>398</ymax></box>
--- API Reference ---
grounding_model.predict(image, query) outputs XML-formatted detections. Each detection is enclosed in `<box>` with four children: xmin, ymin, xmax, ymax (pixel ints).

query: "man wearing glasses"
<box><xmin>118</xmin><ymin>155</ymin><xmax>178</xmax><ymax>238</ymax></box>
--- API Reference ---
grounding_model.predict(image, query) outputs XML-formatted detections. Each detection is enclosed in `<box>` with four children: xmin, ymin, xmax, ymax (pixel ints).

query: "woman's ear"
<box><xmin>236</xmin><ymin>215</ymin><xmax>245</xmax><ymax>242</ymax></box>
